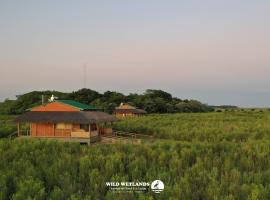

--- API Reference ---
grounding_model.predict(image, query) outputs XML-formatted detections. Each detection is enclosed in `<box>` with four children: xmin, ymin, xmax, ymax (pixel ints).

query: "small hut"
<box><xmin>15</xmin><ymin>100</ymin><xmax>118</xmax><ymax>144</ymax></box>
<box><xmin>114</xmin><ymin>103</ymin><xmax>146</xmax><ymax>118</ymax></box>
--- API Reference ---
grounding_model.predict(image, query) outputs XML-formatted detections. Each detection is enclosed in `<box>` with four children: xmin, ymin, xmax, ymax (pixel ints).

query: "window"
<box><xmin>80</xmin><ymin>124</ymin><xmax>89</xmax><ymax>132</ymax></box>
<box><xmin>90</xmin><ymin>123</ymin><xmax>97</xmax><ymax>131</ymax></box>
<box><xmin>79</xmin><ymin>124</ymin><xmax>97</xmax><ymax>131</ymax></box>
<box><xmin>56</xmin><ymin>123</ymin><xmax>72</xmax><ymax>130</ymax></box>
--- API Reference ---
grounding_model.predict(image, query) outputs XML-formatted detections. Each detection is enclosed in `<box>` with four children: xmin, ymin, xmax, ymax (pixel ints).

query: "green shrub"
<box><xmin>0</xmin><ymin>140</ymin><xmax>270</xmax><ymax>199</ymax></box>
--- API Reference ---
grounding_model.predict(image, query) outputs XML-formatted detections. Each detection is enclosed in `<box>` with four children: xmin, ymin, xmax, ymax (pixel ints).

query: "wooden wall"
<box><xmin>99</xmin><ymin>127</ymin><xmax>113</xmax><ymax>135</ymax></box>
<box><xmin>31</xmin><ymin>123</ymin><xmax>102</xmax><ymax>137</ymax></box>
<box><xmin>31</xmin><ymin>123</ymin><xmax>55</xmax><ymax>137</ymax></box>
<box><xmin>31</xmin><ymin>123</ymin><xmax>70</xmax><ymax>137</ymax></box>
<box><xmin>30</xmin><ymin>122</ymin><xmax>116</xmax><ymax>138</ymax></box>
<box><xmin>115</xmin><ymin>112</ymin><xmax>139</xmax><ymax>118</ymax></box>
<box><xmin>72</xmin><ymin>124</ymin><xmax>80</xmax><ymax>131</ymax></box>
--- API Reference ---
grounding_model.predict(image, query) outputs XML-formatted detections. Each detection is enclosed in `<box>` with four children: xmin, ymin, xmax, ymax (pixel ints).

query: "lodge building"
<box><xmin>15</xmin><ymin>100</ymin><xmax>118</xmax><ymax>144</ymax></box>
<box><xmin>114</xmin><ymin>103</ymin><xmax>146</xmax><ymax>118</ymax></box>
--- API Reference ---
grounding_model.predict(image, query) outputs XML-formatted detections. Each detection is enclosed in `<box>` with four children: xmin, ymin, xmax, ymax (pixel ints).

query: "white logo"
<box><xmin>151</xmin><ymin>180</ymin><xmax>164</xmax><ymax>193</ymax></box>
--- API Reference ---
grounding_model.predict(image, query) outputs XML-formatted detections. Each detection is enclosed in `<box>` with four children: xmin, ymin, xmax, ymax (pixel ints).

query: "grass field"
<box><xmin>2</xmin><ymin>138</ymin><xmax>270</xmax><ymax>199</ymax></box>
<box><xmin>2</xmin><ymin>111</ymin><xmax>270</xmax><ymax>199</ymax></box>
<box><xmin>114</xmin><ymin>111</ymin><xmax>270</xmax><ymax>142</ymax></box>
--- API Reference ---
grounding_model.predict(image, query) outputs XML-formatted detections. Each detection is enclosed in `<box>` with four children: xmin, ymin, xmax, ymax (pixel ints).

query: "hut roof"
<box><xmin>56</xmin><ymin>100</ymin><xmax>97</xmax><ymax>110</ymax></box>
<box><xmin>115</xmin><ymin>103</ymin><xmax>146</xmax><ymax>114</ymax></box>
<box><xmin>115</xmin><ymin>103</ymin><xmax>136</xmax><ymax>110</ymax></box>
<box><xmin>114</xmin><ymin>109</ymin><xmax>147</xmax><ymax>114</ymax></box>
<box><xmin>15</xmin><ymin>111</ymin><xmax>118</xmax><ymax>123</ymax></box>
<box><xmin>29</xmin><ymin>100</ymin><xmax>97</xmax><ymax>111</ymax></box>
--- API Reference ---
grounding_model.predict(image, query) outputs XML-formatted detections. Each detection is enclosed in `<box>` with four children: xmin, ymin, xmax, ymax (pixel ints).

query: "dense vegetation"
<box><xmin>1</xmin><ymin>139</ymin><xmax>270</xmax><ymax>200</ymax></box>
<box><xmin>0</xmin><ymin>115</ymin><xmax>16</xmax><ymax>138</ymax></box>
<box><xmin>2</xmin><ymin>111</ymin><xmax>270</xmax><ymax>199</ymax></box>
<box><xmin>114</xmin><ymin>111</ymin><xmax>270</xmax><ymax>142</ymax></box>
<box><xmin>0</xmin><ymin>88</ymin><xmax>213</xmax><ymax>114</ymax></box>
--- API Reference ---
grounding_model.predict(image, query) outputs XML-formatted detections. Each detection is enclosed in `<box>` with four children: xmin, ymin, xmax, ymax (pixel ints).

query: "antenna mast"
<box><xmin>83</xmin><ymin>63</ymin><xmax>87</xmax><ymax>88</ymax></box>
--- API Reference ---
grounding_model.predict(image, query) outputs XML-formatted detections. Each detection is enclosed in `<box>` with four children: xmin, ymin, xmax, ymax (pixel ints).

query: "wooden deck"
<box><xmin>18</xmin><ymin>135</ymin><xmax>100</xmax><ymax>145</ymax></box>
<box><xmin>12</xmin><ymin>130</ymin><xmax>153</xmax><ymax>145</ymax></box>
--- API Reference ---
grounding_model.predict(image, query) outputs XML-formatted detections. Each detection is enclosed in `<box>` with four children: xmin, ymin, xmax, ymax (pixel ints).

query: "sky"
<box><xmin>0</xmin><ymin>0</ymin><xmax>270</xmax><ymax>107</ymax></box>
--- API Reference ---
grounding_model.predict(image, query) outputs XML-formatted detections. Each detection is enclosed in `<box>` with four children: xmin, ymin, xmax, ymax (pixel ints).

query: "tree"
<box><xmin>144</xmin><ymin>89</ymin><xmax>172</xmax><ymax>101</ymax></box>
<box><xmin>175</xmin><ymin>102</ymin><xmax>190</xmax><ymax>112</ymax></box>
<box><xmin>68</xmin><ymin>88</ymin><xmax>101</xmax><ymax>104</ymax></box>
<box><xmin>0</xmin><ymin>88</ymin><xmax>214</xmax><ymax>114</ymax></box>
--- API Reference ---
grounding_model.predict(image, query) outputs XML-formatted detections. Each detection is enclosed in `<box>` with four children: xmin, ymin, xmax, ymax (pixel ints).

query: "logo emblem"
<box><xmin>151</xmin><ymin>180</ymin><xmax>164</xmax><ymax>193</ymax></box>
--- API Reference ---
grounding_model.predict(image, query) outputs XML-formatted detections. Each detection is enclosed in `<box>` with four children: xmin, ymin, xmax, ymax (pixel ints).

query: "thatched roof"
<box><xmin>115</xmin><ymin>103</ymin><xmax>146</xmax><ymax>114</ymax></box>
<box><xmin>15</xmin><ymin>111</ymin><xmax>118</xmax><ymax>123</ymax></box>
<box><xmin>116</xmin><ymin>103</ymin><xmax>136</xmax><ymax>110</ymax></box>
<box><xmin>114</xmin><ymin>109</ymin><xmax>147</xmax><ymax>114</ymax></box>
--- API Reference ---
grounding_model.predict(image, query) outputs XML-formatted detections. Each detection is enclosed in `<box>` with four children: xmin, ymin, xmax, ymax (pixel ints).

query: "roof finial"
<box><xmin>48</xmin><ymin>94</ymin><xmax>58</xmax><ymax>102</ymax></box>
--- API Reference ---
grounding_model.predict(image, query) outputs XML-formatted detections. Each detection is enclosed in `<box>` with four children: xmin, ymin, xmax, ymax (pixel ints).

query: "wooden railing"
<box><xmin>90</xmin><ymin>135</ymin><xmax>101</xmax><ymax>143</ymax></box>
<box><xmin>113</xmin><ymin>130</ymin><xmax>153</xmax><ymax>139</ymax></box>
<box><xmin>8</xmin><ymin>131</ymin><xmax>18</xmax><ymax>139</ymax></box>
<box><xmin>18</xmin><ymin>130</ymin><xmax>31</xmax><ymax>136</ymax></box>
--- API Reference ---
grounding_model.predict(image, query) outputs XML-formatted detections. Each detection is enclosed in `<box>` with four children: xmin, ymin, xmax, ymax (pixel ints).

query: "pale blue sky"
<box><xmin>0</xmin><ymin>0</ymin><xmax>270</xmax><ymax>107</ymax></box>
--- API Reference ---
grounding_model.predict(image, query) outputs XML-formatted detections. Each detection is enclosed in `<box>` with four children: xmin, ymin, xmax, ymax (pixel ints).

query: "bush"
<box><xmin>114</xmin><ymin>112</ymin><xmax>270</xmax><ymax>142</ymax></box>
<box><xmin>1</xmin><ymin>139</ymin><xmax>270</xmax><ymax>199</ymax></box>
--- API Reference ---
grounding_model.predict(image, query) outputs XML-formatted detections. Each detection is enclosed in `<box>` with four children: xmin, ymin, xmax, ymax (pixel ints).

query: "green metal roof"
<box><xmin>57</xmin><ymin>100</ymin><xmax>97</xmax><ymax>110</ymax></box>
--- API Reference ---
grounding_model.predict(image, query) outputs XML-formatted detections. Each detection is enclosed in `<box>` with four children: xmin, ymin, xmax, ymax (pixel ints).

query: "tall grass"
<box><xmin>113</xmin><ymin>111</ymin><xmax>270</xmax><ymax>142</ymax></box>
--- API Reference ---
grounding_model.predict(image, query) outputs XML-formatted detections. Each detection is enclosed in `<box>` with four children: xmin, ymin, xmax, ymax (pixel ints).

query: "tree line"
<box><xmin>0</xmin><ymin>88</ymin><xmax>213</xmax><ymax>115</ymax></box>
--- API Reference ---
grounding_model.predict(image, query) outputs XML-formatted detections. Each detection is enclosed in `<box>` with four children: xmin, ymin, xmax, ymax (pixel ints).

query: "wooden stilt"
<box><xmin>53</xmin><ymin>124</ymin><xmax>55</xmax><ymax>137</ymax></box>
<box><xmin>89</xmin><ymin>124</ymin><xmax>91</xmax><ymax>145</ymax></box>
<box><xmin>17</xmin><ymin>123</ymin><xmax>20</xmax><ymax>137</ymax></box>
<box><xmin>29</xmin><ymin>123</ymin><xmax>32</xmax><ymax>136</ymax></box>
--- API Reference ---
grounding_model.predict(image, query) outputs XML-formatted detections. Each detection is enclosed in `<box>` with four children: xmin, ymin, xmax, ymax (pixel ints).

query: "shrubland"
<box><xmin>114</xmin><ymin>111</ymin><xmax>270</xmax><ymax>142</ymax></box>
<box><xmin>1</xmin><ymin>139</ymin><xmax>270</xmax><ymax>199</ymax></box>
<box><xmin>1</xmin><ymin>111</ymin><xmax>270</xmax><ymax>199</ymax></box>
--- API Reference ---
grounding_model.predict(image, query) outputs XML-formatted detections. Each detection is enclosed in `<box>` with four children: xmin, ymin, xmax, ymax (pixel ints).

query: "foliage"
<box><xmin>0</xmin><ymin>91</ymin><xmax>68</xmax><ymax>115</ymax></box>
<box><xmin>67</xmin><ymin>88</ymin><xmax>101</xmax><ymax>105</ymax></box>
<box><xmin>114</xmin><ymin>111</ymin><xmax>270</xmax><ymax>142</ymax></box>
<box><xmin>0</xmin><ymin>89</ymin><xmax>213</xmax><ymax>114</ymax></box>
<box><xmin>0</xmin><ymin>115</ymin><xmax>16</xmax><ymax>138</ymax></box>
<box><xmin>1</xmin><ymin>111</ymin><xmax>270</xmax><ymax>198</ymax></box>
<box><xmin>1</xmin><ymin>139</ymin><xmax>270</xmax><ymax>199</ymax></box>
